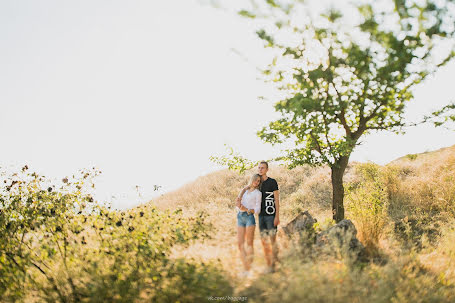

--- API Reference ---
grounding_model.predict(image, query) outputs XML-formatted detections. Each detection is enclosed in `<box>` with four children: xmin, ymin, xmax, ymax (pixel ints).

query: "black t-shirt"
<box><xmin>260</xmin><ymin>177</ymin><xmax>279</xmax><ymax>216</ymax></box>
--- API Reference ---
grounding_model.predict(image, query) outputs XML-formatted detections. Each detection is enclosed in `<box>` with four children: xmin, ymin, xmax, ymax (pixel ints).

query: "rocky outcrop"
<box><xmin>315</xmin><ymin>219</ymin><xmax>365</xmax><ymax>258</ymax></box>
<box><xmin>282</xmin><ymin>211</ymin><xmax>317</xmax><ymax>236</ymax></box>
<box><xmin>284</xmin><ymin>212</ymin><xmax>365</xmax><ymax>260</ymax></box>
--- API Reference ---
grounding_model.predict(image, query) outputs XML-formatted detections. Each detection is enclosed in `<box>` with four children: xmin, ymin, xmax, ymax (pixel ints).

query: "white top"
<box><xmin>237</xmin><ymin>188</ymin><xmax>261</xmax><ymax>214</ymax></box>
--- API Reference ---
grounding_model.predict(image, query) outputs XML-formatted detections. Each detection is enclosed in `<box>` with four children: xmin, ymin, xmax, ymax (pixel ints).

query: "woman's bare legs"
<box><xmin>237</xmin><ymin>226</ymin><xmax>249</xmax><ymax>271</ymax></box>
<box><xmin>245</xmin><ymin>225</ymin><xmax>255</xmax><ymax>269</ymax></box>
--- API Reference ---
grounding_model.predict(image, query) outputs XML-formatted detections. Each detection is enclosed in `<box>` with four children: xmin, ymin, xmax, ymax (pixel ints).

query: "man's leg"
<box><xmin>260</xmin><ymin>235</ymin><xmax>273</xmax><ymax>268</ymax></box>
<box><xmin>263</xmin><ymin>215</ymin><xmax>278</xmax><ymax>271</ymax></box>
<box><xmin>270</xmin><ymin>233</ymin><xmax>279</xmax><ymax>267</ymax></box>
<box><xmin>259</xmin><ymin>216</ymin><xmax>273</xmax><ymax>268</ymax></box>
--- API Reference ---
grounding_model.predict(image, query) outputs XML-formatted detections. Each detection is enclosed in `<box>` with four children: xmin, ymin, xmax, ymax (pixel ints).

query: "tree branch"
<box><xmin>5</xmin><ymin>251</ymin><xmax>67</xmax><ymax>303</ymax></box>
<box><xmin>326</xmin><ymin>57</ymin><xmax>353</xmax><ymax>137</ymax></box>
<box><xmin>310</xmin><ymin>132</ymin><xmax>332</xmax><ymax>165</ymax></box>
<box><xmin>365</xmin><ymin>121</ymin><xmax>404</xmax><ymax>130</ymax></box>
<box><xmin>337</xmin><ymin>107</ymin><xmax>352</xmax><ymax>137</ymax></box>
<box><xmin>358</xmin><ymin>77</ymin><xmax>370</xmax><ymax>121</ymax></box>
<box><xmin>310</xmin><ymin>132</ymin><xmax>323</xmax><ymax>154</ymax></box>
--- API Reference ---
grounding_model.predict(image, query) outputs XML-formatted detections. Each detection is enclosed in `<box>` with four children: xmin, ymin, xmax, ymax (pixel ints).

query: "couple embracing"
<box><xmin>235</xmin><ymin>161</ymin><xmax>280</xmax><ymax>277</ymax></box>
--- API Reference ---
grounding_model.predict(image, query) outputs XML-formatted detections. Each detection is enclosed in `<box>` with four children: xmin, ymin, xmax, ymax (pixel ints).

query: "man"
<box><xmin>237</xmin><ymin>161</ymin><xmax>280</xmax><ymax>273</ymax></box>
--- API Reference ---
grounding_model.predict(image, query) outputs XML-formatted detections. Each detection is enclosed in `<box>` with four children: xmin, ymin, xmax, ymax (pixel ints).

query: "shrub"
<box><xmin>0</xmin><ymin>167</ymin><xmax>232</xmax><ymax>302</ymax></box>
<box><xmin>346</xmin><ymin>163</ymin><xmax>388</xmax><ymax>256</ymax></box>
<box><xmin>240</xmin><ymin>254</ymin><xmax>455</xmax><ymax>303</ymax></box>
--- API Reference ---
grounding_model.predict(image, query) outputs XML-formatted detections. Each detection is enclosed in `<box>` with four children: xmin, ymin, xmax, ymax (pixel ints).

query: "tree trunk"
<box><xmin>331</xmin><ymin>156</ymin><xmax>349</xmax><ymax>222</ymax></box>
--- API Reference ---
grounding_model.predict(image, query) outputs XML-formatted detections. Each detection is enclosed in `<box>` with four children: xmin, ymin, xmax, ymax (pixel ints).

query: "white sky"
<box><xmin>1</xmin><ymin>0</ymin><xmax>454</xmax><ymax>209</ymax></box>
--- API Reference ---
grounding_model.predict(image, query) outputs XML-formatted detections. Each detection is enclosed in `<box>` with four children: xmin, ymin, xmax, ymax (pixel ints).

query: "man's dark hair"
<box><xmin>260</xmin><ymin>161</ymin><xmax>269</xmax><ymax>168</ymax></box>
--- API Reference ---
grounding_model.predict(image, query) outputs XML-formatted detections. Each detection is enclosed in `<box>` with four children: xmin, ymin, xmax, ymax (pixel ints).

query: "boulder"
<box><xmin>283</xmin><ymin>214</ymin><xmax>365</xmax><ymax>260</ymax></box>
<box><xmin>315</xmin><ymin>219</ymin><xmax>365</xmax><ymax>258</ymax></box>
<box><xmin>282</xmin><ymin>211</ymin><xmax>317</xmax><ymax>237</ymax></box>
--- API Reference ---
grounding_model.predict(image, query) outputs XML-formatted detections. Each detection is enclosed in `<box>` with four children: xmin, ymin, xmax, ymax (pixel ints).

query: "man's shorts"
<box><xmin>237</xmin><ymin>211</ymin><xmax>256</xmax><ymax>227</ymax></box>
<box><xmin>259</xmin><ymin>215</ymin><xmax>277</xmax><ymax>237</ymax></box>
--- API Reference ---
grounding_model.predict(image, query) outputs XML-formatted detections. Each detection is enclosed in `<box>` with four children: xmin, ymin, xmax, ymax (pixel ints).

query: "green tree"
<box><xmin>233</xmin><ymin>0</ymin><xmax>455</xmax><ymax>222</ymax></box>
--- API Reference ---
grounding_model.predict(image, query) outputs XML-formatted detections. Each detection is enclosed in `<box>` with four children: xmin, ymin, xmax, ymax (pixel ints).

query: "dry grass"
<box><xmin>145</xmin><ymin>145</ymin><xmax>455</xmax><ymax>301</ymax></box>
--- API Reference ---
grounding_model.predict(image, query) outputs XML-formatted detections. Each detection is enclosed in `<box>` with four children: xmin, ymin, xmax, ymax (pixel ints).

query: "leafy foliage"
<box><xmin>425</xmin><ymin>102</ymin><xmax>455</xmax><ymax>128</ymax></box>
<box><xmin>0</xmin><ymin>166</ymin><xmax>232</xmax><ymax>302</ymax></box>
<box><xmin>246</xmin><ymin>0</ymin><xmax>455</xmax><ymax>167</ymax></box>
<box><xmin>210</xmin><ymin>144</ymin><xmax>260</xmax><ymax>174</ymax></box>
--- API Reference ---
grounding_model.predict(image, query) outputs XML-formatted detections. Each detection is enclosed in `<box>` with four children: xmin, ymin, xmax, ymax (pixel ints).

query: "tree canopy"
<box><xmin>215</xmin><ymin>0</ymin><xmax>455</xmax><ymax>221</ymax></box>
<box><xmin>241</xmin><ymin>0</ymin><xmax>455</xmax><ymax>169</ymax></box>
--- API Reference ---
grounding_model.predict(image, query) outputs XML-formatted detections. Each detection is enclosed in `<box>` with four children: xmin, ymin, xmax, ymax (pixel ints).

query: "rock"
<box><xmin>282</xmin><ymin>211</ymin><xmax>317</xmax><ymax>237</ymax></box>
<box><xmin>283</xmin><ymin>214</ymin><xmax>365</xmax><ymax>260</ymax></box>
<box><xmin>315</xmin><ymin>219</ymin><xmax>365</xmax><ymax>258</ymax></box>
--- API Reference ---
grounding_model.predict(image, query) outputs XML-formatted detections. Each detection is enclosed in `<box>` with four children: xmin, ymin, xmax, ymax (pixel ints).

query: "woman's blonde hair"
<box><xmin>248</xmin><ymin>174</ymin><xmax>262</xmax><ymax>190</ymax></box>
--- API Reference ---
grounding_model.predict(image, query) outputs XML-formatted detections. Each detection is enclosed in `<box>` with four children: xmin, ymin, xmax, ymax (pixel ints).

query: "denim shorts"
<box><xmin>237</xmin><ymin>211</ymin><xmax>256</xmax><ymax>227</ymax></box>
<box><xmin>259</xmin><ymin>215</ymin><xmax>277</xmax><ymax>236</ymax></box>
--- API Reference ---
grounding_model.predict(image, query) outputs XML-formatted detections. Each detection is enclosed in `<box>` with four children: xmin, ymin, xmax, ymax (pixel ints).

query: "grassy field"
<box><xmin>151</xmin><ymin>144</ymin><xmax>455</xmax><ymax>302</ymax></box>
<box><xmin>2</xmin><ymin>145</ymin><xmax>454</xmax><ymax>302</ymax></box>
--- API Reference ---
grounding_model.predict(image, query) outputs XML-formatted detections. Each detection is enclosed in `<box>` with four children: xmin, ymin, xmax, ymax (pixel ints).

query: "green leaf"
<box><xmin>238</xmin><ymin>10</ymin><xmax>256</xmax><ymax>19</ymax></box>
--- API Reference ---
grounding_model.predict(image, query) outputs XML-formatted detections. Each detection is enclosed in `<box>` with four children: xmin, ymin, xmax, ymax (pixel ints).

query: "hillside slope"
<box><xmin>143</xmin><ymin>145</ymin><xmax>455</xmax><ymax>297</ymax></box>
<box><xmin>150</xmin><ymin>145</ymin><xmax>454</xmax><ymax>235</ymax></box>
<box><xmin>152</xmin><ymin>144</ymin><xmax>455</xmax><ymax>219</ymax></box>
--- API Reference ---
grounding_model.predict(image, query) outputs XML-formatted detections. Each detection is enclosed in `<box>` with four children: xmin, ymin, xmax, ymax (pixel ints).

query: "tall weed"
<box><xmin>346</xmin><ymin>163</ymin><xmax>388</xmax><ymax>256</ymax></box>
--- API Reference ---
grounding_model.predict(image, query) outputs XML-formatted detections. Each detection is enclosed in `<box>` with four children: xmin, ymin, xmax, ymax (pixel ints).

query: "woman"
<box><xmin>236</xmin><ymin>174</ymin><xmax>261</xmax><ymax>277</ymax></box>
